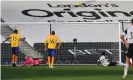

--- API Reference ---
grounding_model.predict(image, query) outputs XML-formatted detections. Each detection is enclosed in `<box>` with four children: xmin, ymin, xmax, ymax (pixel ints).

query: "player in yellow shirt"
<box><xmin>44</xmin><ymin>31</ymin><xmax>61</xmax><ymax>68</ymax></box>
<box><xmin>3</xmin><ymin>30</ymin><xmax>25</xmax><ymax>67</ymax></box>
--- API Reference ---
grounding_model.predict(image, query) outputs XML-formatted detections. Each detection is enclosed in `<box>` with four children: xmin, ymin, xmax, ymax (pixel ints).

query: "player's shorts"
<box><xmin>108</xmin><ymin>62</ymin><xmax>117</xmax><ymax>66</ymax></box>
<box><xmin>47</xmin><ymin>49</ymin><xmax>56</xmax><ymax>56</ymax></box>
<box><xmin>12</xmin><ymin>47</ymin><xmax>19</xmax><ymax>55</ymax></box>
<box><xmin>127</xmin><ymin>44</ymin><xmax>133</xmax><ymax>58</ymax></box>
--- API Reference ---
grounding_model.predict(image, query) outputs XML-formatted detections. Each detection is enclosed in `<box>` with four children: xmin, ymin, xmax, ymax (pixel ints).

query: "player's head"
<box><xmin>51</xmin><ymin>31</ymin><xmax>55</xmax><ymax>35</ymax></box>
<box><xmin>14</xmin><ymin>29</ymin><xmax>18</xmax><ymax>34</ymax></box>
<box><xmin>131</xmin><ymin>18</ymin><xmax>133</xmax><ymax>24</ymax></box>
<box><xmin>101</xmin><ymin>52</ymin><xmax>105</xmax><ymax>56</ymax></box>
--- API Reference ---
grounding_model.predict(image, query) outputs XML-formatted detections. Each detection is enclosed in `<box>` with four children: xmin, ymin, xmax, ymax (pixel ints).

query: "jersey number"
<box><xmin>129</xmin><ymin>32</ymin><xmax>133</xmax><ymax>39</ymax></box>
<box><xmin>50</xmin><ymin>39</ymin><xmax>55</xmax><ymax>44</ymax></box>
<box><xmin>13</xmin><ymin>36</ymin><xmax>17</xmax><ymax>41</ymax></box>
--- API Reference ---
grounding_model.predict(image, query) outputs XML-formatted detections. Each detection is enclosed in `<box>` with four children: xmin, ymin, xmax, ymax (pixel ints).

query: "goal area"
<box><xmin>1</xmin><ymin>22</ymin><xmax>121</xmax><ymax>65</ymax></box>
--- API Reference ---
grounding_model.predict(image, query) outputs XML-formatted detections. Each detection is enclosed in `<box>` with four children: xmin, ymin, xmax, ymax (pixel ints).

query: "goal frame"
<box><xmin>1</xmin><ymin>21</ymin><xmax>122</xmax><ymax>65</ymax></box>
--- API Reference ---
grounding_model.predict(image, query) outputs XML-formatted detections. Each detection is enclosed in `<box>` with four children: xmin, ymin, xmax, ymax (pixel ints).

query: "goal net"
<box><xmin>1</xmin><ymin>22</ymin><xmax>120</xmax><ymax>65</ymax></box>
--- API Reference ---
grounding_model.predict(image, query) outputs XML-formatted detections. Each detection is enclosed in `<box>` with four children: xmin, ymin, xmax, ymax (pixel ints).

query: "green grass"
<box><xmin>1</xmin><ymin>65</ymin><xmax>133</xmax><ymax>80</ymax></box>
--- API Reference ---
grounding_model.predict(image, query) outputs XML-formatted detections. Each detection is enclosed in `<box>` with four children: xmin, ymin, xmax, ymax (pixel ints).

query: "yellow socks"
<box><xmin>51</xmin><ymin>57</ymin><xmax>55</xmax><ymax>67</ymax></box>
<box><xmin>48</xmin><ymin>56</ymin><xmax>51</xmax><ymax>67</ymax></box>
<box><xmin>12</xmin><ymin>55</ymin><xmax>18</xmax><ymax>64</ymax></box>
<box><xmin>12</xmin><ymin>55</ymin><xmax>15</xmax><ymax>63</ymax></box>
<box><xmin>14</xmin><ymin>56</ymin><xmax>18</xmax><ymax>63</ymax></box>
<box><xmin>48</xmin><ymin>56</ymin><xmax>55</xmax><ymax>68</ymax></box>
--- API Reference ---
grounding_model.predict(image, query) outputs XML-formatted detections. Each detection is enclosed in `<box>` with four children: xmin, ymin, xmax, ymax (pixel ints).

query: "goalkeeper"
<box><xmin>20</xmin><ymin>56</ymin><xmax>44</xmax><ymax>66</ymax></box>
<box><xmin>97</xmin><ymin>52</ymin><xmax>125</xmax><ymax>66</ymax></box>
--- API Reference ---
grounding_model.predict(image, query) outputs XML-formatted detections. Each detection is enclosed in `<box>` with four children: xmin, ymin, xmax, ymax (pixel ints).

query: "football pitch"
<box><xmin>1</xmin><ymin>65</ymin><xmax>133</xmax><ymax>80</ymax></box>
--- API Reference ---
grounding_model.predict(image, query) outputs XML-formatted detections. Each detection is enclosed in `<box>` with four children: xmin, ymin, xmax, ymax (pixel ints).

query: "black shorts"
<box><xmin>12</xmin><ymin>47</ymin><xmax>19</xmax><ymax>55</ymax></box>
<box><xmin>127</xmin><ymin>44</ymin><xmax>133</xmax><ymax>58</ymax></box>
<box><xmin>108</xmin><ymin>62</ymin><xmax>117</xmax><ymax>66</ymax></box>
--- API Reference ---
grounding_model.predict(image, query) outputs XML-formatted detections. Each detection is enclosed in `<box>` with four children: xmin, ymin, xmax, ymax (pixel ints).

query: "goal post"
<box><xmin>1</xmin><ymin>22</ymin><xmax>121</xmax><ymax>65</ymax></box>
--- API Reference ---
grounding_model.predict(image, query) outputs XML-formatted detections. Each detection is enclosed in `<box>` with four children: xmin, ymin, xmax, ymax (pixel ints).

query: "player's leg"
<box><xmin>47</xmin><ymin>49</ymin><xmax>51</xmax><ymax>68</ymax></box>
<box><xmin>131</xmin><ymin>57</ymin><xmax>133</xmax><ymax>67</ymax></box>
<box><xmin>122</xmin><ymin>44</ymin><xmax>133</xmax><ymax>78</ymax></box>
<box><xmin>116</xmin><ymin>61</ymin><xmax>125</xmax><ymax>66</ymax></box>
<box><xmin>131</xmin><ymin>46</ymin><xmax>133</xmax><ymax>67</ymax></box>
<box><xmin>20</xmin><ymin>62</ymin><xmax>26</xmax><ymax>66</ymax></box>
<box><xmin>51</xmin><ymin>49</ymin><xmax>56</xmax><ymax>68</ymax></box>
<box><xmin>108</xmin><ymin>62</ymin><xmax>117</xmax><ymax>66</ymax></box>
<box><xmin>14</xmin><ymin>47</ymin><xmax>19</xmax><ymax>65</ymax></box>
<box><xmin>108</xmin><ymin>61</ymin><xmax>125</xmax><ymax>66</ymax></box>
<box><xmin>11</xmin><ymin>47</ymin><xmax>16</xmax><ymax>67</ymax></box>
<box><xmin>123</xmin><ymin>56</ymin><xmax>130</xmax><ymax>78</ymax></box>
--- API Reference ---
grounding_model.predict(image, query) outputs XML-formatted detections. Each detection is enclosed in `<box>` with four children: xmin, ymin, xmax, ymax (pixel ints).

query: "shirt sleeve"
<box><xmin>57</xmin><ymin>36</ymin><xmax>61</xmax><ymax>43</ymax></box>
<box><xmin>44</xmin><ymin>35</ymin><xmax>49</xmax><ymax>43</ymax></box>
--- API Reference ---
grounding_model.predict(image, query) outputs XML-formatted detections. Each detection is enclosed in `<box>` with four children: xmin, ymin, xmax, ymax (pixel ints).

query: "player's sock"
<box><xmin>12</xmin><ymin>55</ymin><xmax>15</xmax><ymax>63</ymax></box>
<box><xmin>51</xmin><ymin>57</ymin><xmax>54</xmax><ymax>67</ymax></box>
<box><xmin>130</xmin><ymin>58</ymin><xmax>132</xmax><ymax>64</ymax></box>
<box><xmin>123</xmin><ymin>64</ymin><xmax>129</xmax><ymax>78</ymax></box>
<box><xmin>48</xmin><ymin>56</ymin><xmax>51</xmax><ymax>67</ymax></box>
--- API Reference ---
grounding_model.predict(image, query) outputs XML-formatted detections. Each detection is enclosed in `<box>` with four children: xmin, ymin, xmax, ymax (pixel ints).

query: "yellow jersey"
<box><xmin>9</xmin><ymin>33</ymin><xmax>21</xmax><ymax>47</ymax></box>
<box><xmin>45</xmin><ymin>35</ymin><xmax>61</xmax><ymax>49</ymax></box>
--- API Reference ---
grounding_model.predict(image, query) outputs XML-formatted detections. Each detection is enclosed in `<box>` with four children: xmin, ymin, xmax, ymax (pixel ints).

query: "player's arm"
<box><xmin>2</xmin><ymin>37</ymin><xmax>11</xmax><ymax>43</ymax></box>
<box><xmin>44</xmin><ymin>36</ymin><xmax>49</xmax><ymax>50</ymax></box>
<box><xmin>120</xmin><ymin>34</ymin><xmax>127</xmax><ymax>44</ymax></box>
<box><xmin>20</xmin><ymin>37</ymin><xmax>26</xmax><ymax>41</ymax></box>
<box><xmin>97</xmin><ymin>59</ymin><xmax>101</xmax><ymax>66</ymax></box>
<box><xmin>17</xmin><ymin>24</ymin><xmax>21</xmax><ymax>35</ymax></box>
<box><xmin>18</xmin><ymin>34</ymin><xmax>25</xmax><ymax>41</ymax></box>
<box><xmin>57</xmin><ymin>36</ymin><xmax>61</xmax><ymax>49</ymax></box>
<box><xmin>120</xmin><ymin>29</ymin><xmax>129</xmax><ymax>48</ymax></box>
<box><xmin>3</xmin><ymin>34</ymin><xmax>11</xmax><ymax>43</ymax></box>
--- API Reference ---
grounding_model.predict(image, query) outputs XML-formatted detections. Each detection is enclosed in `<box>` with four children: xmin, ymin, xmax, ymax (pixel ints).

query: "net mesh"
<box><xmin>1</xmin><ymin>22</ymin><xmax>120</xmax><ymax>65</ymax></box>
